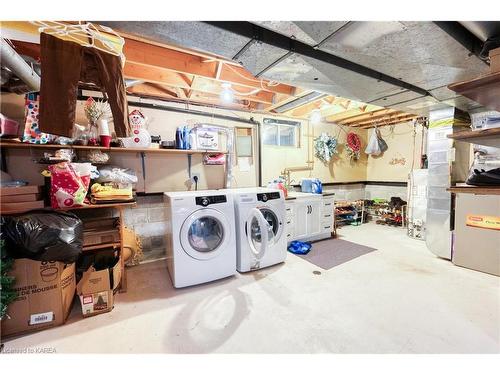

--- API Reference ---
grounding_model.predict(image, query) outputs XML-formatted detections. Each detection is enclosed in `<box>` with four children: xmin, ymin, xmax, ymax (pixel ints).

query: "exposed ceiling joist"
<box><xmin>358</xmin><ymin>115</ymin><xmax>419</xmax><ymax>128</ymax></box>
<box><xmin>124</xmin><ymin>37</ymin><xmax>294</xmax><ymax>96</ymax></box>
<box><xmin>337</xmin><ymin>108</ymin><xmax>400</xmax><ymax>125</ymax></box>
<box><xmin>351</xmin><ymin>113</ymin><xmax>418</xmax><ymax>127</ymax></box>
<box><xmin>325</xmin><ymin>105</ymin><xmax>382</xmax><ymax>122</ymax></box>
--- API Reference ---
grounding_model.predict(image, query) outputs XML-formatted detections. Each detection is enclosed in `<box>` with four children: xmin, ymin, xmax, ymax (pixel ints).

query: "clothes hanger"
<box><xmin>32</xmin><ymin>21</ymin><xmax>125</xmax><ymax>64</ymax></box>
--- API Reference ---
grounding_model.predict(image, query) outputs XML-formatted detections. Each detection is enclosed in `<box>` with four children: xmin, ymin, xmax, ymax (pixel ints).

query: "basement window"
<box><xmin>262</xmin><ymin>118</ymin><xmax>300</xmax><ymax>147</ymax></box>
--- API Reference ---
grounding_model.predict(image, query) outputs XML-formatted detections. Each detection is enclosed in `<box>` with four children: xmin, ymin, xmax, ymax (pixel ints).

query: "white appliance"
<box><xmin>227</xmin><ymin>187</ymin><xmax>287</xmax><ymax>272</ymax></box>
<box><xmin>164</xmin><ymin>190</ymin><xmax>236</xmax><ymax>288</ymax></box>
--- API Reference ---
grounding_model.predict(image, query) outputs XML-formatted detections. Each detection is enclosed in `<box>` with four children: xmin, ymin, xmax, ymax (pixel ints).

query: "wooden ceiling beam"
<box><xmin>124</xmin><ymin>63</ymin><xmax>193</xmax><ymax>89</ymax></box>
<box><xmin>190</xmin><ymin>76</ymin><xmax>274</xmax><ymax>105</ymax></box>
<box><xmin>125</xmin><ymin>64</ymin><xmax>273</xmax><ymax>105</ymax></box>
<box><xmin>355</xmin><ymin>115</ymin><xmax>419</xmax><ymax>128</ymax></box>
<box><xmin>349</xmin><ymin>111</ymin><xmax>418</xmax><ymax>127</ymax></box>
<box><xmin>265</xmin><ymin>88</ymin><xmax>312</xmax><ymax>111</ymax></box>
<box><xmin>325</xmin><ymin>105</ymin><xmax>382</xmax><ymax>123</ymax></box>
<box><xmin>127</xmin><ymin>83</ymin><xmax>179</xmax><ymax>98</ymax></box>
<box><xmin>337</xmin><ymin>108</ymin><xmax>402</xmax><ymax>125</ymax></box>
<box><xmin>123</xmin><ymin>37</ymin><xmax>294</xmax><ymax>96</ymax></box>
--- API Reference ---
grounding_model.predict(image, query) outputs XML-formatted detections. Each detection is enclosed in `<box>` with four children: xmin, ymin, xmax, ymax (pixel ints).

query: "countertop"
<box><xmin>285</xmin><ymin>191</ymin><xmax>335</xmax><ymax>200</ymax></box>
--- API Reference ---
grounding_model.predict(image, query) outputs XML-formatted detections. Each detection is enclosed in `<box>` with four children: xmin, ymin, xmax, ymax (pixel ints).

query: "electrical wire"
<box><xmin>224</xmin><ymin>63</ymin><xmax>281</xmax><ymax>88</ymax></box>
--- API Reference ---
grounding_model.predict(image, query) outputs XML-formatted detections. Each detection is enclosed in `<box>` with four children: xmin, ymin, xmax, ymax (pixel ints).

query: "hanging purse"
<box><xmin>375</xmin><ymin>127</ymin><xmax>388</xmax><ymax>153</ymax></box>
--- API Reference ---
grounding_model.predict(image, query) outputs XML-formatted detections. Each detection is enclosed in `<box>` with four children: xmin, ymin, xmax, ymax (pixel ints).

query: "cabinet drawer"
<box><xmin>322</xmin><ymin>212</ymin><xmax>333</xmax><ymax>220</ymax></box>
<box><xmin>322</xmin><ymin>199</ymin><xmax>334</xmax><ymax>208</ymax></box>
<box><xmin>321</xmin><ymin>223</ymin><xmax>333</xmax><ymax>232</ymax></box>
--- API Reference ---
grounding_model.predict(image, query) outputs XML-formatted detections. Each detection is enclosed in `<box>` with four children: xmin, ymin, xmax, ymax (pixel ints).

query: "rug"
<box><xmin>294</xmin><ymin>238</ymin><xmax>377</xmax><ymax>270</ymax></box>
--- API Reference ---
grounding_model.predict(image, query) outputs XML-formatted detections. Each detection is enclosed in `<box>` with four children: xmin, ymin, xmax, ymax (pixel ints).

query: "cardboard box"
<box><xmin>76</xmin><ymin>258</ymin><xmax>121</xmax><ymax>318</ymax></box>
<box><xmin>83</xmin><ymin>218</ymin><xmax>120</xmax><ymax>247</ymax></box>
<box><xmin>83</xmin><ymin>229</ymin><xmax>120</xmax><ymax>247</ymax></box>
<box><xmin>1</xmin><ymin>193</ymin><xmax>41</xmax><ymax>203</ymax></box>
<box><xmin>0</xmin><ymin>185</ymin><xmax>40</xmax><ymax>196</ymax></box>
<box><xmin>1</xmin><ymin>259</ymin><xmax>75</xmax><ymax>337</ymax></box>
<box><xmin>1</xmin><ymin>200</ymin><xmax>45</xmax><ymax>212</ymax></box>
<box><xmin>490</xmin><ymin>47</ymin><xmax>500</xmax><ymax>73</ymax></box>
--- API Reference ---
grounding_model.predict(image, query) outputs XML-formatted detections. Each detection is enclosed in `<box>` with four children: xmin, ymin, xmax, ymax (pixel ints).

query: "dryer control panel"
<box><xmin>196</xmin><ymin>195</ymin><xmax>227</xmax><ymax>207</ymax></box>
<box><xmin>257</xmin><ymin>192</ymin><xmax>281</xmax><ymax>202</ymax></box>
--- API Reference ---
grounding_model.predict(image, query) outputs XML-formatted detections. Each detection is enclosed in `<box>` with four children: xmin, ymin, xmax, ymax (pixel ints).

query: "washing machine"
<box><xmin>228</xmin><ymin>187</ymin><xmax>287</xmax><ymax>272</ymax></box>
<box><xmin>164</xmin><ymin>190</ymin><xmax>236</xmax><ymax>288</ymax></box>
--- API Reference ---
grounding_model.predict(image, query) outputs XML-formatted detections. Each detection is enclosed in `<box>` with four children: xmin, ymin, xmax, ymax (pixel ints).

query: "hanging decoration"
<box><xmin>314</xmin><ymin>132</ymin><xmax>338</xmax><ymax>163</ymax></box>
<box><xmin>389</xmin><ymin>152</ymin><xmax>407</xmax><ymax>166</ymax></box>
<box><xmin>346</xmin><ymin>132</ymin><xmax>361</xmax><ymax>161</ymax></box>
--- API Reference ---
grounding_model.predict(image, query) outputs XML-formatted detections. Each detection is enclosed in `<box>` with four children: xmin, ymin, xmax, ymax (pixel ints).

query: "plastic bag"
<box><xmin>287</xmin><ymin>241</ymin><xmax>312</xmax><ymax>255</ymax></box>
<box><xmin>96</xmin><ymin>166</ymin><xmax>138</xmax><ymax>188</ymax></box>
<box><xmin>365</xmin><ymin>129</ymin><xmax>382</xmax><ymax>155</ymax></box>
<box><xmin>376</xmin><ymin>128</ymin><xmax>388</xmax><ymax>153</ymax></box>
<box><xmin>49</xmin><ymin>162</ymin><xmax>92</xmax><ymax>208</ymax></box>
<box><xmin>1</xmin><ymin>211</ymin><xmax>83</xmax><ymax>263</ymax></box>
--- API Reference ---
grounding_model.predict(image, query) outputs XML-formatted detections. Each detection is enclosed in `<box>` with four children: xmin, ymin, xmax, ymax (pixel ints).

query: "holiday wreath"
<box><xmin>346</xmin><ymin>132</ymin><xmax>361</xmax><ymax>161</ymax></box>
<box><xmin>314</xmin><ymin>133</ymin><xmax>338</xmax><ymax>163</ymax></box>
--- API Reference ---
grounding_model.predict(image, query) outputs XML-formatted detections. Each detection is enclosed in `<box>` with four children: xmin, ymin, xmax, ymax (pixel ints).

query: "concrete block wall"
<box><xmin>364</xmin><ymin>185</ymin><xmax>408</xmax><ymax>201</ymax></box>
<box><xmin>121</xmin><ymin>195</ymin><xmax>167</xmax><ymax>263</ymax></box>
<box><xmin>323</xmin><ymin>183</ymin><xmax>366</xmax><ymax>201</ymax></box>
<box><xmin>94</xmin><ymin>183</ymin><xmax>408</xmax><ymax>264</ymax></box>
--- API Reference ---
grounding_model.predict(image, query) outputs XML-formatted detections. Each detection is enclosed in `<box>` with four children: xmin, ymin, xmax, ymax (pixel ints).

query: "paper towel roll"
<box><xmin>97</xmin><ymin>119</ymin><xmax>110</xmax><ymax>136</ymax></box>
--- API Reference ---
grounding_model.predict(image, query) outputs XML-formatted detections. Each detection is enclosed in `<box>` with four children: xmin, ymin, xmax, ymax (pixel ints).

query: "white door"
<box><xmin>245</xmin><ymin>208</ymin><xmax>273</xmax><ymax>260</ymax></box>
<box><xmin>308</xmin><ymin>200</ymin><xmax>322</xmax><ymax>236</ymax></box>
<box><xmin>294</xmin><ymin>201</ymin><xmax>309</xmax><ymax>239</ymax></box>
<box><xmin>180</xmin><ymin>208</ymin><xmax>231</xmax><ymax>260</ymax></box>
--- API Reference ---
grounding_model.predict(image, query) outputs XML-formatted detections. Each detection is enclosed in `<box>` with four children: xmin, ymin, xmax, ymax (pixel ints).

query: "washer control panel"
<box><xmin>195</xmin><ymin>195</ymin><xmax>227</xmax><ymax>206</ymax></box>
<box><xmin>257</xmin><ymin>192</ymin><xmax>281</xmax><ymax>202</ymax></box>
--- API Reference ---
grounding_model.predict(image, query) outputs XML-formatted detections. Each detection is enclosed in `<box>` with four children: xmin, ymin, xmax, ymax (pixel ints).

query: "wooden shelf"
<box><xmin>1</xmin><ymin>201</ymin><xmax>136</xmax><ymax>215</ymax></box>
<box><xmin>448</xmin><ymin>71</ymin><xmax>500</xmax><ymax>113</ymax></box>
<box><xmin>447</xmin><ymin>186</ymin><xmax>500</xmax><ymax>195</ymax></box>
<box><xmin>0</xmin><ymin>140</ymin><xmax>224</xmax><ymax>155</ymax></box>
<box><xmin>83</xmin><ymin>242</ymin><xmax>121</xmax><ymax>252</ymax></box>
<box><xmin>446</xmin><ymin>127</ymin><xmax>500</xmax><ymax>148</ymax></box>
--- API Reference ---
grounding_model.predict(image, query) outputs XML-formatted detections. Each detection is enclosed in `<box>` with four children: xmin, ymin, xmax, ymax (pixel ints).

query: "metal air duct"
<box><xmin>1</xmin><ymin>38</ymin><xmax>41</xmax><ymax>93</ymax></box>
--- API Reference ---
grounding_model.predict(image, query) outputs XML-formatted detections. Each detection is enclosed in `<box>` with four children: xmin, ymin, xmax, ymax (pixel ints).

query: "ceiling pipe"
<box><xmin>433</xmin><ymin>22</ymin><xmax>488</xmax><ymax>63</ymax></box>
<box><xmin>1</xmin><ymin>38</ymin><xmax>41</xmax><ymax>92</ymax></box>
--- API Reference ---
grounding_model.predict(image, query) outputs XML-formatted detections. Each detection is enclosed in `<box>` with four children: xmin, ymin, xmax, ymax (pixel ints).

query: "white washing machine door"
<box><xmin>180</xmin><ymin>208</ymin><xmax>231</xmax><ymax>260</ymax></box>
<box><xmin>245</xmin><ymin>206</ymin><xmax>283</xmax><ymax>260</ymax></box>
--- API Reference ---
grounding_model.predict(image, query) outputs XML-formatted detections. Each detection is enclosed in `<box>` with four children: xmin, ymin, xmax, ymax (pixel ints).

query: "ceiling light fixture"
<box><xmin>220</xmin><ymin>83</ymin><xmax>234</xmax><ymax>103</ymax></box>
<box><xmin>310</xmin><ymin>109</ymin><xmax>322</xmax><ymax>124</ymax></box>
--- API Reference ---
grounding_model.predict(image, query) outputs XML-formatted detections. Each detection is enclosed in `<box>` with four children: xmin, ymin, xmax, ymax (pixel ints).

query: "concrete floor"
<box><xmin>3</xmin><ymin>223</ymin><xmax>499</xmax><ymax>353</ymax></box>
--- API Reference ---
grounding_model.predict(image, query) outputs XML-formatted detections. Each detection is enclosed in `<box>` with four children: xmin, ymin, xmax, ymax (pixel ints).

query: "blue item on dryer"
<box><xmin>183</xmin><ymin>126</ymin><xmax>191</xmax><ymax>149</ymax></box>
<box><xmin>175</xmin><ymin>127</ymin><xmax>184</xmax><ymax>149</ymax></box>
<box><xmin>287</xmin><ymin>241</ymin><xmax>312</xmax><ymax>255</ymax></box>
<box><xmin>301</xmin><ymin>178</ymin><xmax>322</xmax><ymax>194</ymax></box>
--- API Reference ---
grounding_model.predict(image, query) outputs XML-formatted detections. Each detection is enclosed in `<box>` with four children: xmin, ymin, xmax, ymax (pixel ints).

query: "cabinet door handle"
<box><xmin>310</xmin><ymin>205</ymin><xmax>313</xmax><ymax>213</ymax></box>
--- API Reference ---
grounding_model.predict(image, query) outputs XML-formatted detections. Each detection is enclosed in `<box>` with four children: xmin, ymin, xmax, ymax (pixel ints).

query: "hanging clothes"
<box><xmin>39</xmin><ymin>33</ymin><xmax>130</xmax><ymax>138</ymax></box>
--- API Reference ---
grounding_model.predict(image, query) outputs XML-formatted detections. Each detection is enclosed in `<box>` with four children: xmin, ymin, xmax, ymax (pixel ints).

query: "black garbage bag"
<box><xmin>1</xmin><ymin>211</ymin><xmax>83</xmax><ymax>263</ymax></box>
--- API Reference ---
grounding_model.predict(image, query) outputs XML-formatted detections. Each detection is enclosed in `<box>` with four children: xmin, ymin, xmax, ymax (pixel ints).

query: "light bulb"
<box><xmin>310</xmin><ymin>109</ymin><xmax>322</xmax><ymax>124</ymax></box>
<box><xmin>220</xmin><ymin>83</ymin><xmax>234</xmax><ymax>103</ymax></box>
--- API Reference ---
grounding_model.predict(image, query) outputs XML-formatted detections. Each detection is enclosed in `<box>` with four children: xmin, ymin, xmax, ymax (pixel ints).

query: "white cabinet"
<box><xmin>285</xmin><ymin>193</ymin><xmax>334</xmax><ymax>243</ymax></box>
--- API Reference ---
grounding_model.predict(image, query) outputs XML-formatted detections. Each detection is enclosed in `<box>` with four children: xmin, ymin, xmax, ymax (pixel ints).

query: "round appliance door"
<box><xmin>246</xmin><ymin>207</ymin><xmax>283</xmax><ymax>255</ymax></box>
<box><xmin>180</xmin><ymin>208</ymin><xmax>231</xmax><ymax>260</ymax></box>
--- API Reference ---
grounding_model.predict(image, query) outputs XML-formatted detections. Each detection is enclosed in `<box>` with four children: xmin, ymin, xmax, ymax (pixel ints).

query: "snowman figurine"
<box><xmin>120</xmin><ymin>109</ymin><xmax>151</xmax><ymax>148</ymax></box>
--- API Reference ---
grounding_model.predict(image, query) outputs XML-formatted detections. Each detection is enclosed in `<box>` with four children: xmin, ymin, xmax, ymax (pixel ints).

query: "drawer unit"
<box><xmin>285</xmin><ymin>194</ymin><xmax>334</xmax><ymax>243</ymax></box>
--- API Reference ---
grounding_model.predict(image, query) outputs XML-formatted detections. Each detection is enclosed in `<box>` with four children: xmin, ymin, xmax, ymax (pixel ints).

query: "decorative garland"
<box><xmin>346</xmin><ymin>132</ymin><xmax>361</xmax><ymax>161</ymax></box>
<box><xmin>314</xmin><ymin>133</ymin><xmax>338</xmax><ymax>164</ymax></box>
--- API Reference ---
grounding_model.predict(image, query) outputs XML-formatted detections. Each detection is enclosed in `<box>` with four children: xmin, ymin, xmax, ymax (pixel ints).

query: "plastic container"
<box><xmin>0</xmin><ymin>113</ymin><xmax>19</xmax><ymax>136</ymax></box>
